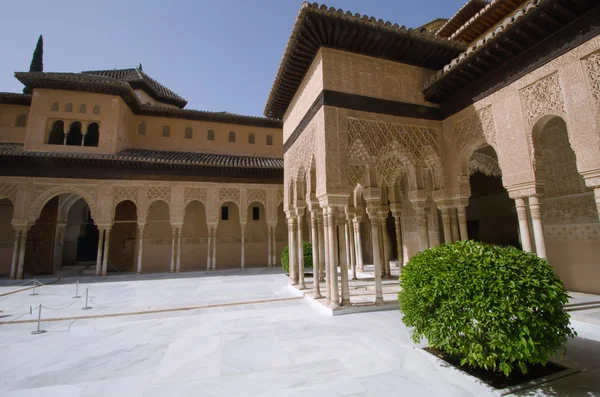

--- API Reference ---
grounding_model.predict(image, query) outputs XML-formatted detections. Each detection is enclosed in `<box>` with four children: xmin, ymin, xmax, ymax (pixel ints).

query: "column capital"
<box><xmin>389</xmin><ymin>202</ymin><xmax>402</xmax><ymax>216</ymax></box>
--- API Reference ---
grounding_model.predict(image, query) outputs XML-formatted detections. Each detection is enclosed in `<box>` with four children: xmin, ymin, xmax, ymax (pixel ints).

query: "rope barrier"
<box><xmin>41</xmin><ymin>295</ymin><xmax>83</xmax><ymax>311</ymax></box>
<box><xmin>6</xmin><ymin>308</ymin><xmax>36</xmax><ymax>323</ymax></box>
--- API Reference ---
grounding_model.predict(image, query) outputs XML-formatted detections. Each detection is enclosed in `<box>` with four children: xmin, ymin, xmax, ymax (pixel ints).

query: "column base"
<box><xmin>137</xmin><ymin>271</ymin><xmax>142</xmax><ymax>275</ymax></box>
<box><xmin>314</xmin><ymin>292</ymin><xmax>323</xmax><ymax>299</ymax></box>
<box><xmin>374</xmin><ymin>297</ymin><xmax>384</xmax><ymax>304</ymax></box>
<box><xmin>351</xmin><ymin>276</ymin><xmax>358</xmax><ymax>281</ymax></box>
<box><xmin>330</xmin><ymin>301</ymin><xmax>341</xmax><ymax>309</ymax></box>
<box><xmin>341</xmin><ymin>299</ymin><xmax>351</xmax><ymax>306</ymax></box>
<box><xmin>298</xmin><ymin>283</ymin><xmax>306</xmax><ymax>290</ymax></box>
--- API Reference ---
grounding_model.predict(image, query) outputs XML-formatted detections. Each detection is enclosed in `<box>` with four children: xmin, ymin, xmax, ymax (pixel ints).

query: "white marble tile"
<box><xmin>78</xmin><ymin>375</ymin><xmax>150</xmax><ymax>397</ymax></box>
<box><xmin>1</xmin><ymin>384</ymin><xmax>85</xmax><ymax>397</ymax></box>
<box><xmin>220</xmin><ymin>328</ymin><xmax>290</xmax><ymax>375</ymax></box>
<box><xmin>281</xmin><ymin>332</ymin><xmax>373</xmax><ymax>365</ymax></box>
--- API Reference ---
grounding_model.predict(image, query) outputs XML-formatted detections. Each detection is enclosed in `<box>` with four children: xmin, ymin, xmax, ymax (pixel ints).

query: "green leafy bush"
<box><xmin>398</xmin><ymin>240</ymin><xmax>576</xmax><ymax>377</ymax></box>
<box><xmin>281</xmin><ymin>242</ymin><xmax>313</xmax><ymax>273</ymax></box>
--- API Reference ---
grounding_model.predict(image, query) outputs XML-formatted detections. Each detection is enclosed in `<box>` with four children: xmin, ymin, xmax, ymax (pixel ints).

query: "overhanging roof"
<box><xmin>263</xmin><ymin>2</ymin><xmax>466</xmax><ymax>120</ymax></box>
<box><xmin>436</xmin><ymin>0</ymin><xmax>489</xmax><ymax>38</ymax></box>
<box><xmin>0</xmin><ymin>92</ymin><xmax>32</xmax><ymax>106</ymax></box>
<box><xmin>449</xmin><ymin>0</ymin><xmax>526</xmax><ymax>43</ymax></box>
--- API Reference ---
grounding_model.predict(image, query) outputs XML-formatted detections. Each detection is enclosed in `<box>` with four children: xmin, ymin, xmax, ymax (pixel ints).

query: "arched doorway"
<box><xmin>532</xmin><ymin>116</ymin><xmax>599</xmax><ymax>293</ymax></box>
<box><xmin>182</xmin><ymin>201</ymin><xmax>208</xmax><ymax>271</ymax></box>
<box><xmin>466</xmin><ymin>145</ymin><xmax>519</xmax><ymax>247</ymax></box>
<box><xmin>245</xmin><ymin>201</ymin><xmax>268</xmax><ymax>267</ymax></box>
<box><xmin>109</xmin><ymin>200</ymin><xmax>137</xmax><ymax>273</ymax></box>
<box><xmin>144</xmin><ymin>200</ymin><xmax>171</xmax><ymax>273</ymax></box>
<box><xmin>0</xmin><ymin>198</ymin><xmax>14</xmax><ymax>276</ymax></box>
<box><xmin>275</xmin><ymin>203</ymin><xmax>286</xmax><ymax>267</ymax></box>
<box><xmin>216</xmin><ymin>201</ymin><xmax>240</xmax><ymax>269</ymax></box>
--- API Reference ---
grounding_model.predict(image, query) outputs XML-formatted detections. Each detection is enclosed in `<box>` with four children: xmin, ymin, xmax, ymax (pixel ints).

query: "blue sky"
<box><xmin>0</xmin><ymin>0</ymin><xmax>465</xmax><ymax>117</ymax></box>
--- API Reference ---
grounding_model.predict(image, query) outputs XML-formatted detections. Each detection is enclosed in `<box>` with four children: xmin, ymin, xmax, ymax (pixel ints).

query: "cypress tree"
<box><xmin>23</xmin><ymin>35</ymin><xmax>43</xmax><ymax>94</ymax></box>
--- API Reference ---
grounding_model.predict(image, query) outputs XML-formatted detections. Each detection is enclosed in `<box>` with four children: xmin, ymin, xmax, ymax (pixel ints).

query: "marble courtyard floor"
<box><xmin>1</xmin><ymin>270</ymin><xmax>600</xmax><ymax>396</ymax></box>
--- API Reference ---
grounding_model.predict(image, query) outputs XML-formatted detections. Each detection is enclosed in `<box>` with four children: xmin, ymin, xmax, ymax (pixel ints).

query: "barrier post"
<box><xmin>73</xmin><ymin>280</ymin><xmax>80</xmax><ymax>298</ymax></box>
<box><xmin>31</xmin><ymin>304</ymin><xmax>46</xmax><ymax>335</ymax></box>
<box><xmin>30</xmin><ymin>280</ymin><xmax>38</xmax><ymax>296</ymax></box>
<box><xmin>82</xmin><ymin>288</ymin><xmax>91</xmax><ymax>310</ymax></box>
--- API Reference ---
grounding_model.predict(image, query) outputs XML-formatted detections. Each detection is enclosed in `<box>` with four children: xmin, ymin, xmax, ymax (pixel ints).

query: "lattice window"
<box><xmin>247</xmin><ymin>188</ymin><xmax>266</xmax><ymax>206</ymax></box>
<box><xmin>147</xmin><ymin>186</ymin><xmax>171</xmax><ymax>203</ymax></box>
<box><xmin>219</xmin><ymin>187</ymin><xmax>239</xmax><ymax>205</ymax></box>
<box><xmin>184</xmin><ymin>187</ymin><xmax>207</xmax><ymax>205</ymax></box>
<box><xmin>348</xmin><ymin>165</ymin><xmax>365</xmax><ymax>187</ymax></box>
<box><xmin>113</xmin><ymin>186</ymin><xmax>139</xmax><ymax>206</ymax></box>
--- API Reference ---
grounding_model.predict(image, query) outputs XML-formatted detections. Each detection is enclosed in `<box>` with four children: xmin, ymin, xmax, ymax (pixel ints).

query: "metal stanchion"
<box><xmin>82</xmin><ymin>288</ymin><xmax>91</xmax><ymax>310</ymax></box>
<box><xmin>30</xmin><ymin>280</ymin><xmax>38</xmax><ymax>296</ymax></box>
<box><xmin>31</xmin><ymin>304</ymin><xmax>46</xmax><ymax>335</ymax></box>
<box><xmin>73</xmin><ymin>280</ymin><xmax>80</xmax><ymax>298</ymax></box>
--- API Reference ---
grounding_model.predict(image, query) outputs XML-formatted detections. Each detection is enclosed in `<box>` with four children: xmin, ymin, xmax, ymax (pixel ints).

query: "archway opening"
<box><xmin>0</xmin><ymin>198</ymin><xmax>14</xmax><ymax>276</ymax></box>
<box><xmin>532</xmin><ymin>116</ymin><xmax>599</xmax><ymax>294</ymax></box>
<box><xmin>109</xmin><ymin>200</ymin><xmax>137</xmax><ymax>272</ymax></box>
<box><xmin>275</xmin><ymin>203</ymin><xmax>286</xmax><ymax>267</ymax></box>
<box><xmin>48</xmin><ymin>120</ymin><xmax>64</xmax><ymax>145</ymax></box>
<box><xmin>182</xmin><ymin>200</ymin><xmax>208</xmax><ymax>271</ymax></box>
<box><xmin>466</xmin><ymin>145</ymin><xmax>519</xmax><ymax>247</ymax></box>
<box><xmin>144</xmin><ymin>200</ymin><xmax>171</xmax><ymax>273</ymax></box>
<box><xmin>66</xmin><ymin>122</ymin><xmax>83</xmax><ymax>146</ymax></box>
<box><xmin>245</xmin><ymin>201</ymin><xmax>268</xmax><ymax>268</ymax></box>
<box><xmin>85</xmin><ymin>123</ymin><xmax>99</xmax><ymax>147</ymax></box>
<box><xmin>216</xmin><ymin>201</ymin><xmax>240</xmax><ymax>269</ymax></box>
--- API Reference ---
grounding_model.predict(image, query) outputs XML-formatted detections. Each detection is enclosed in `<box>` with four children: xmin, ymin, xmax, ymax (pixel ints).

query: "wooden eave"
<box><xmin>263</xmin><ymin>2</ymin><xmax>465</xmax><ymax>120</ymax></box>
<box><xmin>437</xmin><ymin>0</ymin><xmax>489</xmax><ymax>38</ymax></box>
<box><xmin>0</xmin><ymin>92</ymin><xmax>32</xmax><ymax>106</ymax></box>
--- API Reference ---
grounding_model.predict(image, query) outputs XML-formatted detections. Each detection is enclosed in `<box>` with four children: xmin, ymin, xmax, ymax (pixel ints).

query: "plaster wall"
<box><xmin>0</xmin><ymin>104</ymin><xmax>29</xmax><ymax>143</ymax></box>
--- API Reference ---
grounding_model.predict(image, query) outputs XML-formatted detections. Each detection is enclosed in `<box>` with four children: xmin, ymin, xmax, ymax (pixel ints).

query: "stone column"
<box><xmin>101</xmin><ymin>228</ymin><xmax>111</xmax><ymax>276</ymax></box>
<box><xmin>240</xmin><ymin>223</ymin><xmax>246</xmax><ymax>269</ymax></box>
<box><xmin>366</xmin><ymin>207</ymin><xmax>384</xmax><ymax>304</ymax></box>
<box><xmin>325</xmin><ymin>206</ymin><xmax>340</xmax><ymax>308</ymax></box>
<box><xmin>16</xmin><ymin>228</ymin><xmax>28</xmax><ymax>280</ymax></box>
<box><xmin>169</xmin><ymin>226</ymin><xmax>176</xmax><ymax>273</ymax></box>
<box><xmin>136</xmin><ymin>224</ymin><xmax>145</xmax><ymax>274</ymax></box>
<box><xmin>390</xmin><ymin>204</ymin><xmax>404</xmax><ymax>266</ymax></box>
<box><xmin>10</xmin><ymin>229</ymin><xmax>21</xmax><ymax>279</ymax></box>
<box><xmin>457</xmin><ymin>204</ymin><xmax>468</xmax><ymax>241</ymax></box>
<box><xmin>317</xmin><ymin>214</ymin><xmax>325</xmax><ymax>281</ymax></box>
<box><xmin>176</xmin><ymin>226</ymin><xmax>182</xmax><ymax>272</ymax></box>
<box><xmin>528</xmin><ymin>196</ymin><xmax>547</xmax><ymax>258</ymax></box>
<box><xmin>321</xmin><ymin>210</ymin><xmax>330</xmax><ymax>303</ymax></box>
<box><xmin>378</xmin><ymin>209</ymin><xmax>391</xmax><ymax>277</ymax></box>
<box><xmin>310</xmin><ymin>210</ymin><xmax>322</xmax><ymax>298</ymax></box>
<box><xmin>415</xmin><ymin>207</ymin><xmax>430</xmax><ymax>251</ymax></box>
<box><xmin>271</xmin><ymin>225</ymin><xmax>277</xmax><ymax>266</ymax></box>
<box><xmin>353</xmin><ymin>218</ymin><xmax>364</xmax><ymax>271</ymax></box>
<box><xmin>515</xmin><ymin>198</ymin><xmax>533</xmax><ymax>252</ymax></box>
<box><xmin>338</xmin><ymin>211</ymin><xmax>350</xmax><ymax>306</ymax></box>
<box><xmin>347</xmin><ymin>216</ymin><xmax>357</xmax><ymax>281</ymax></box>
<box><xmin>449</xmin><ymin>209</ymin><xmax>460</xmax><ymax>243</ymax></box>
<box><xmin>594</xmin><ymin>187</ymin><xmax>600</xmax><ymax>221</ymax></box>
<box><xmin>206</xmin><ymin>227</ymin><xmax>212</xmax><ymax>271</ymax></box>
<box><xmin>440</xmin><ymin>207</ymin><xmax>452</xmax><ymax>244</ymax></box>
<box><xmin>296</xmin><ymin>209</ymin><xmax>305</xmax><ymax>289</ymax></box>
<box><xmin>212</xmin><ymin>226</ymin><xmax>217</xmax><ymax>270</ymax></box>
<box><xmin>287</xmin><ymin>215</ymin><xmax>297</xmax><ymax>285</ymax></box>
<box><xmin>267</xmin><ymin>226</ymin><xmax>272</xmax><ymax>268</ymax></box>
<box><xmin>52</xmin><ymin>222</ymin><xmax>67</xmax><ymax>271</ymax></box>
<box><xmin>96</xmin><ymin>228</ymin><xmax>104</xmax><ymax>276</ymax></box>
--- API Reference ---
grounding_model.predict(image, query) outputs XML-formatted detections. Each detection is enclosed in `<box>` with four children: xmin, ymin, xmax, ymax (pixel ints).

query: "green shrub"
<box><xmin>398</xmin><ymin>240</ymin><xmax>576</xmax><ymax>377</ymax></box>
<box><xmin>281</xmin><ymin>241</ymin><xmax>313</xmax><ymax>273</ymax></box>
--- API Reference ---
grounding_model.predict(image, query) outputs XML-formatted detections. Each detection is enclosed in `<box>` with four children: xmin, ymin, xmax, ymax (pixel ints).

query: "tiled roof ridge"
<box><xmin>415</xmin><ymin>18</ymin><xmax>450</xmax><ymax>32</ymax></box>
<box><xmin>437</xmin><ymin>0</ymin><xmax>489</xmax><ymax>38</ymax></box>
<box><xmin>263</xmin><ymin>1</ymin><xmax>466</xmax><ymax>118</ymax></box>
<box><xmin>449</xmin><ymin>0</ymin><xmax>519</xmax><ymax>41</ymax></box>
<box><xmin>424</xmin><ymin>0</ymin><xmax>543</xmax><ymax>90</ymax></box>
<box><xmin>0</xmin><ymin>143</ymin><xmax>284</xmax><ymax>169</ymax></box>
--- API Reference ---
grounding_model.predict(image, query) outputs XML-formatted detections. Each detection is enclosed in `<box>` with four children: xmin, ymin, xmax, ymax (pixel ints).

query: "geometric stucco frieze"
<box><xmin>519</xmin><ymin>72</ymin><xmax>566</xmax><ymax>127</ymax></box>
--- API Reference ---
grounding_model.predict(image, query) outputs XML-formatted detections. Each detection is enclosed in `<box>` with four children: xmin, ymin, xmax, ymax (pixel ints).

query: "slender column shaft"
<box><xmin>169</xmin><ymin>227</ymin><xmax>176</xmax><ymax>273</ymax></box>
<box><xmin>339</xmin><ymin>215</ymin><xmax>350</xmax><ymax>305</ymax></box>
<box><xmin>267</xmin><ymin>226</ymin><xmax>272</xmax><ymax>267</ymax></box>
<box><xmin>393</xmin><ymin>215</ymin><xmax>404</xmax><ymax>265</ymax></box>
<box><xmin>326</xmin><ymin>208</ymin><xmax>340</xmax><ymax>308</ymax></box>
<box><xmin>528</xmin><ymin>196</ymin><xmax>547</xmax><ymax>258</ymax></box>
<box><xmin>272</xmin><ymin>226</ymin><xmax>277</xmax><ymax>266</ymax></box>
<box><xmin>515</xmin><ymin>198</ymin><xmax>533</xmax><ymax>252</ymax></box>
<box><xmin>310</xmin><ymin>212</ymin><xmax>322</xmax><ymax>298</ymax></box>
<box><xmin>449</xmin><ymin>209</ymin><xmax>459</xmax><ymax>243</ymax></box>
<box><xmin>440</xmin><ymin>207</ymin><xmax>452</xmax><ymax>244</ymax></box>
<box><xmin>206</xmin><ymin>228</ymin><xmax>212</xmax><ymax>270</ymax></box>
<box><xmin>10</xmin><ymin>230</ymin><xmax>20</xmax><ymax>279</ymax></box>
<box><xmin>240</xmin><ymin>225</ymin><xmax>245</xmax><ymax>269</ymax></box>
<box><xmin>457</xmin><ymin>205</ymin><xmax>468</xmax><ymax>241</ymax></box>
<box><xmin>416</xmin><ymin>207</ymin><xmax>429</xmax><ymax>251</ymax></box>
<box><xmin>136</xmin><ymin>225</ymin><xmax>144</xmax><ymax>274</ymax></box>
<box><xmin>322</xmin><ymin>213</ymin><xmax>331</xmax><ymax>303</ymax></box>
<box><xmin>297</xmin><ymin>214</ymin><xmax>305</xmax><ymax>289</ymax></box>
<box><xmin>96</xmin><ymin>229</ymin><xmax>104</xmax><ymax>276</ymax></box>
<box><xmin>176</xmin><ymin>227</ymin><xmax>182</xmax><ymax>272</ymax></box>
<box><xmin>368</xmin><ymin>213</ymin><xmax>384</xmax><ymax>304</ymax></box>
<box><xmin>381</xmin><ymin>218</ymin><xmax>391</xmax><ymax>277</ymax></box>
<box><xmin>377</xmin><ymin>219</ymin><xmax>386</xmax><ymax>277</ymax></box>
<box><xmin>317</xmin><ymin>216</ymin><xmax>325</xmax><ymax>281</ymax></box>
<box><xmin>594</xmin><ymin>188</ymin><xmax>600</xmax><ymax>222</ymax></box>
<box><xmin>347</xmin><ymin>219</ymin><xmax>357</xmax><ymax>280</ymax></box>
<box><xmin>288</xmin><ymin>218</ymin><xmax>297</xmax><ymax>284</ymax></box>
<box><xmin>101</xmin><ymin>229</ymin><xmax>111</xmax><ymax>276</ymax></box>
<box><xmin>16</xmin><ymin>229</ymin><xmax>28</xmax><ymax>280</ymax></box>
<box><xmin>353</xmin><ymin>220</ymin><xmax>364</xmax><ymax>271</ymax></box>
<box><xmin>212</xmin><ymin>226</ymin><xmax>217</xmax><ymax>270</ymax></box>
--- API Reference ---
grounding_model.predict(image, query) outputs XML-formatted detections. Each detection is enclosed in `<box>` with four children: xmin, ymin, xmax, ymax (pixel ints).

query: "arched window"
<box><xmin>137</xmin><ymin>122</ymin><xmax>146</xmax><ymax>136</ymax></box>
<box><xmin>48</xmin><ymin>120</ymin><xmax>64</xmax><ymax>145</ymax></box>
<box><xmin>266</xmin><ymin>134</ymin><xmax>273</xmax><ymax>146</ymax></box>
<box><xmin>207</xmin><ymin>129</ymin><xmax>215</xmax><ymax>141</ymax></box>
<box><xmin>248</xmin><ymin>133</ymin><xmax>255</xmax><ymax>144</ymax></box>
<box><xmin>162</xmin><ymin>125</ymin><xmax>170</xmax><ymax>137</ymax></box>
<box><xmin>84</xmin><ymin>123</ymin><xmax>99</xmax><ymax>147</ymax></box>
<box><xmin>15</xmin><ymin>114</ymin><xmax>27</xmax><ymax>127</ymax></box>
<box><xmin>66</xmin><ymin>121</ymin><xmax>82</xmax><ymax>146</ymax></box>
<box><xmin>93</xmin><ymin>105</ymin><xmax>100</xmax><ymax>114</ymax></box>
<box><xmin>228</xmin><ymin>131</ymin><xmax>236</xmax><ymax>143</ymax></box>
<box><xmin>65</xmin><ymin>102</ymin><xmax>73</xmax><ymax>112</ymax></box>
<box><xmin>79</xmin><ymin>103</ymin><xmax>87</xmax><ymax>113</ymax></box>
<box><xmin>185</xmin><ymin>126</ymin><xmax>193</xmax><ymax>139</ymax></box>
<box><xmin>51</xmin><ymin>101</ymin><xmax>59</xmax><ymax>111</ymax></box>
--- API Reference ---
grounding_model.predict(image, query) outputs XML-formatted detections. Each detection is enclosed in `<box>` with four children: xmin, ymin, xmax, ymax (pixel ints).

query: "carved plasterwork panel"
<box><xmin>247</xmin><ymin>188</ymin><xmax>267</xmax><ymax>208</ymax></box>
<box><xmin>286</xmin><ymin>122</ymin><xmax>316</xmax><ymax>183</ymax></box>
<box><xmin>544</xmin><ymin>223</ymin><xmax>600</xmax><ymax>241</ymax></box>
<box><xmin>276</xmin><ymin>188</ymin><xmax>284</xmax><ymax>207</ymax></box>
<box><xmin>147</xmin><ymin>186</ymin><xmax>171</xmax><ymax>204</ymax></box>
<box><xmin>376</xmin><ymin>153</ymin><xmax>407</xmax><ymax>188</ymax></box>
<box><xmin>219</xmin><ymin>187</ymin><xmax>240</xmax><ymax>206</ymax></box>
<box><xmin>469</xmin><ymin>152</ymin><xmax>502</xmax><ymax>177</ymax></box>
<box><xmin>0</xmin><ymin>182</ymin><xmax>18</xmax><ymax>204</ymax></box>
<box><xmin>583</xmin><ymin>50</ymin><xmax>600</xmax><ymax>110</ymax></box>
<box><xmin>348</xmin><ymin>164</ymin><xmax>365</xmax><ymax>188</ymax></box>
<box><xmin>28</xmin><ymin>184</ymin><xmax>98</xmax><ymax>223</ymax></box>
<box><xmin>520</xmin><ymin>73</ymin><xmax>566</xmax><ymax>127</ymax></box>
<box><xmin>184</xmin><ymin>186</ymin><xmax>207</xmax><ymax>206</ymax></box>
<box><xmin>454</xmin><ymin>106</ymin><xmax>497</xmax><ymax>156</ymax></box>
<box><xmin>113</xmin><ymin>185</ymin><xmax>139</xmax><ymax>208</ymax></box>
